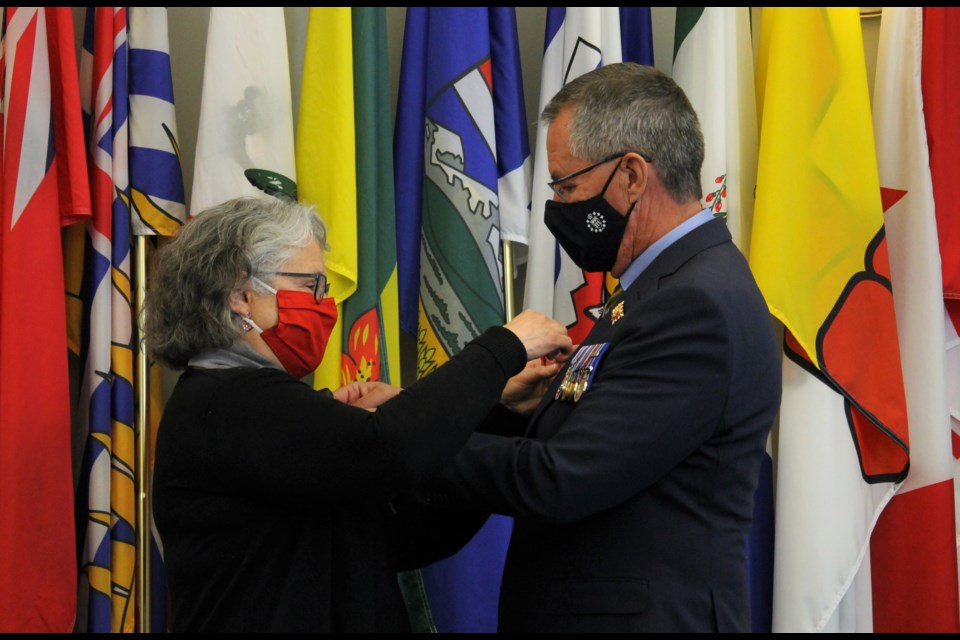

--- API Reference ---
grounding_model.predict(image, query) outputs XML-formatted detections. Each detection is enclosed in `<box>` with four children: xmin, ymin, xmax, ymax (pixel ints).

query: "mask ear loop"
<box><xmin>598</xmin><ymin>156</ymin><xmax>624</xmax><ymax>198</ymax></box>
<box><xmin>237</xmin><ymin>276</ymin><xmax>273</xmax><ymax>335</ymax></box>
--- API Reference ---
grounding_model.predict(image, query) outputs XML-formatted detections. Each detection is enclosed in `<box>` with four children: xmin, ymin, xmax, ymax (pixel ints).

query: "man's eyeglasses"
<box><xmin>257</xmin><ymin>272</ymin><xmax>329</xmax><ymax>301</ymax></box>
<box><xmin>547</xmin><ymin>152</ymin><xmax>653</xmax><ymax>202</ymax></box>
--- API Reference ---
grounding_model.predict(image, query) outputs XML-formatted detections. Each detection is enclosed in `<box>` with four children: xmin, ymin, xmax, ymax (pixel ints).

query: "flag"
<box><xmin>869</xmin><ymin>7</ymin><xmax>960</xmax><ymax>632</ymax></box>
<box><xmin>619</xmin><ymin>7</ymin><xmax>653</xmax><ymax>65</ymax></box>
<box><xmin>74</xmin><ymin>7</ymin><xmax>140</xmax><ymax>632</ymax></box>
<box><xmin>750</xmin><ymin>8</ymin><xmax>908</xmax><ymax>632</ymax></box>
<box><xmin>921</xmin><ymin>8</ymin><xmax>960</xmax><ymax>496</ymax></box>
<box><xmin>127</xmin><ymin>6</ymin><xmax>186</xmax><ymax>631</ymax></box>
<box><xmin>128</xmin><ymin>7</ymin><xmax>185</xmax><ymax>237</ymax></box>
<box><xmin>672</xmin><ymin>7</ymin><xmax>757</xmax><ymax>253</ymax></box>
<box><xmin>672</xmin><ymin>8</ymin><xmax>768</xmax><ymax>630</ymax></box>
<box><xmin>0</xmin><ymin>7</ymin><xmax>90</xmax><ymax>632</ymax></box>
<box><xmin>191</xmin><ymin>8</ymin><xmax>295</xmax><ymax>215</ymax></box>
<box><xmin>394</xmin><ymin>7</ymin><xmax>530</xmax><ymax>632</ymax></box>
<box><xmin>339</xmin><ymin>7</ymin><xmax>400</xmax><ymax>388</ymax></box>
<box><xmin>521</xmin><ymin>7</ymin><xmax>651</xmax><ymax>345</ymax></box>
<box><xmin>296</xmin><ymin>7</ymin><xmax>358</xmax><ymax>392</ymax></box>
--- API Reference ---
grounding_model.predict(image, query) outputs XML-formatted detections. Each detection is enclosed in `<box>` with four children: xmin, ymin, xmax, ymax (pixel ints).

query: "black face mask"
<box><xmin>544</xmin><ymin>161</ymin><xmax>635</xmax><ymax>272</ymax></box>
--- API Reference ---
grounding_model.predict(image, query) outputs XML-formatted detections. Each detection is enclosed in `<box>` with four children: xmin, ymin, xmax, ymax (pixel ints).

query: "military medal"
<box><xmin>601</xmin><ymin>285</ymin><xmax>625</xmax><ymax>324</ymax></box>
<box><xmin>556</xmin><ymin>343</ymin><xmax>610</xmax><ymax>402</ymax></box>
<box><xmin>610</xmin><ymin>301</ymin><xmax>624</xmax><ymax>324</ymax></box>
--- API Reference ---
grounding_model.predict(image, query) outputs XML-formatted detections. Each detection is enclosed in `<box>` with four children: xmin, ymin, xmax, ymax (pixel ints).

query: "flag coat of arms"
<box><xmin>394</xmin><ymin>7</ymin><xmax>530</xmax><ymax>632</ymax></box>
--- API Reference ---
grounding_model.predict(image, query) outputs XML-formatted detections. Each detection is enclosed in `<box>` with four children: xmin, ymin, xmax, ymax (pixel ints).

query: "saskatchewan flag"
<box><xmin>298</xmin><ymin>8</ymin><xmax>399</xmax><ymax>389</ymax></box>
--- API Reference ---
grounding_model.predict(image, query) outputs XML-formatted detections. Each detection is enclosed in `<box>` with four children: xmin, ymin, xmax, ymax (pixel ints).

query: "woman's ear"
<box><xmin>228</xmin><ymin>284</ymin><xmax>251</xmax><ymax>316</ymax></box>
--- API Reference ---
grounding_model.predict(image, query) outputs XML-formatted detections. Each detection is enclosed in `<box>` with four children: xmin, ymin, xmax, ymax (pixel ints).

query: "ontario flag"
<box><xmin>867</xmin><ymin>6</ymin><xmax>960</xmax><ymax>633</ymax></box>
<box><xmin>750</xmin><ymin>8</ymin><xmax>909</xmax><ymax>631</ymax></box>
<box><xmin>0</xmin><ymin>6</ymin><xmax>91</xmax><ymax>632</ymax></box>
<box><xmin>394</xmin><ymin>7</ymin><xmax>530</xmax><ymax>632</ymax></box>
<box><xmin>522</xmin><ymin>7</ymin><xmax>652</xmax><ymax>345</ymax></box>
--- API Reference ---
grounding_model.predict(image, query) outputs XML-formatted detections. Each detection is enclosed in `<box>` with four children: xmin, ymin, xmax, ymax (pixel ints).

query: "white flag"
<box><xmin>672</xmin><ymin>7</ymin><xmax>757</xmax><ymax>255</ymax></box>
<box><xmin>191</xmin><ymin>7</ymin><xmax>296</xmax><ymax>214</ymax></box>
<box><xmin>522</xmin><ymin>7</ymin><xmax>621</xmax><ymax>331</ymax></box>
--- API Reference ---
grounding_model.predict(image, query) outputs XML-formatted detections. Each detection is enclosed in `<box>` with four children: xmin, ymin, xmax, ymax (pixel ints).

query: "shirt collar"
<box><xmin>619</xmin><ymin>207</ymin><xmax>716</xmax><ymax>290</ymax></box>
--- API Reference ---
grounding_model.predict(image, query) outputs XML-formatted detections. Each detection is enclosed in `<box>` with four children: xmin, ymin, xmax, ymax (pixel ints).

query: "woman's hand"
<box><xmin>501</xmin><ymin>357</ymin><xmax>563</xmax><ymax>415</ymax></box>
<box><xmin>333</xmin><ymin>380</ymin><xmax>402</xmax><ymax>410</ymax></box>
<box><xmin>504</xmin><ymin>309</ymin><xmax>573</xmax><ymax>361</ymax></box>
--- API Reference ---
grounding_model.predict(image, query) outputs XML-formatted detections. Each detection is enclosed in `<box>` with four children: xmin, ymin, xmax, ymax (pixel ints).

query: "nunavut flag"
<box><xmin>0</xmin><ymin>7</ymin><xmax>91</xmax><ymax>632</ymax></box>
<box><xmin>750</xmin><ymin>8</ymin><xmax>909</xmax><ymax>631</ymax></box>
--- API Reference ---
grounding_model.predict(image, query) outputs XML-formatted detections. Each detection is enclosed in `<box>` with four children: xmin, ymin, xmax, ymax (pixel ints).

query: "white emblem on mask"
<box><xmin>586</xmin><ymin>211</ymin><xmax>606</xmax><ymax>233</ymax></box>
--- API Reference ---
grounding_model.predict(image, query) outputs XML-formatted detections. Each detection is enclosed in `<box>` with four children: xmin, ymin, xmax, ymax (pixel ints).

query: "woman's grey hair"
<box><xmin>143</xmin><ymin>196</ymin><xmax>328</xmax><ymax>369</ymax></box>
<box><xmin>541</xmin><ymin>62</ymin><xmax>705</xmax><ymax>202</ymax></box>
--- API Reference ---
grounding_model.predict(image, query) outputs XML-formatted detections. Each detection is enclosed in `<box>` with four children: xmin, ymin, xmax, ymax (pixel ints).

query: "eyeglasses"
<box><xmin>257</xmin><ymin>271</ymin><xmax>329</xmax><ymax>301</ymax></box>
<box><xmin>547</xmin><ymin>152</ymin><xmax>652</xmax><ymax>202</ymax></box>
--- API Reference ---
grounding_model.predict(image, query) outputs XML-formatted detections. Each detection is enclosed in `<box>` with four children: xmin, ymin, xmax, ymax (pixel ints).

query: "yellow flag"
<box><xmin>751</xmin><ymin>7</ymin><xmax>884</xmax><ymax>368</ymax></box>
<box><xmin>297</xmin><ymin>8</ymin><xmax>358</xmax><ymax>391</ymax></box>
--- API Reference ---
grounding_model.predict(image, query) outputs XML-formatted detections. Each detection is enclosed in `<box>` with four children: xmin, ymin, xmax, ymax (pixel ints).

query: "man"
<box><xmin>432</xmin><ymin>62</ymin><xmax>782</xmax><ymax>632</ymax></box>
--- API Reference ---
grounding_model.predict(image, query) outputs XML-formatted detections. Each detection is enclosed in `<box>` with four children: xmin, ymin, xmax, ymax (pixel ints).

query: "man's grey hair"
<box><xmin>143</xmin><ymin>196</ymin><xmax>328</xmax><ymax>369</ymax></box>
<box><xmin>541</xmin><ymin>62</ymin><xmax>705</xmax><ymax>202</ymax></box>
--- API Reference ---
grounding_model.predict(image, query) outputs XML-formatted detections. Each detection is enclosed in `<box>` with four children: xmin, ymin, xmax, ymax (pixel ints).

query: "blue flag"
<box><xmin>394</xmin><ymin>6</ymin><xmax>530</xmax><ymax>633</ymax></box>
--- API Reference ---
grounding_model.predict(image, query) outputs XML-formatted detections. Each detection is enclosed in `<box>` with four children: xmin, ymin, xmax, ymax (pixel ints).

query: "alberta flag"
<box><xmin>394</xmin><ymin>7</ymin><xmax>530</xmax><ymax>633</ymax></box>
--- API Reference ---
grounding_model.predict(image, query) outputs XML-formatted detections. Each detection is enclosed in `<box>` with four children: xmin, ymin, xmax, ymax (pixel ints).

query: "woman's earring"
<box><xmin>241</xmin><ymin>314</ymin><xmax>253</xmax><ymax>333</ymax></box>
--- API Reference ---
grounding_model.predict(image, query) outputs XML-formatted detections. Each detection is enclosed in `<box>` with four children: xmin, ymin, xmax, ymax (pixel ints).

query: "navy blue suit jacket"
<box><xmin>437</xmin><ymin>218</ymin><xmax>782</xmax><ymax>632</ymax></box>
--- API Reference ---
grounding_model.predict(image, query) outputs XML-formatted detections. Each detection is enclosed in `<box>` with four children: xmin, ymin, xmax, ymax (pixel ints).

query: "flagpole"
<box><xmin>135</xmin><ymin>235</ymin><xmax>151</xmax><ymax>632</ymax></box>
<box><xmin>503</xmin><ymin>239</ymin><xmax>515</xmax><ymax>322</ymax></box>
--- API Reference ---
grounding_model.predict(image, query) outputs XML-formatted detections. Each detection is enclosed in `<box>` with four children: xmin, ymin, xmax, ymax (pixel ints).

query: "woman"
<box><xmin>144</xmin><ymin>197</ymin><xmax>570</xmax><ymax>632</ymax></box>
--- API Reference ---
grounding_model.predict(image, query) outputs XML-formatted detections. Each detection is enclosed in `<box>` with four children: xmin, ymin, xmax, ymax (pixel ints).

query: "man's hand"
<box><xmin>333</xmin><ymin>380</ymin><xmax>402</xmax><ymax>410</ymax></box>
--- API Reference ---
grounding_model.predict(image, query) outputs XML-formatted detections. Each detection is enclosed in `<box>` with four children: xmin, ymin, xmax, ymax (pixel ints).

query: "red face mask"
<box><xmin>249</xmin><ymin>286</ymin><xmax>338</xmax><ymax>379</ymax></box>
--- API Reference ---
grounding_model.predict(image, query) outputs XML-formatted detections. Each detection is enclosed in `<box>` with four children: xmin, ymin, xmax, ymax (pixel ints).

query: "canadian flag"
<box><xmin>870</xmin><ymin>6</ymin><xmax>960</xmax><ymax>632</ymax></box>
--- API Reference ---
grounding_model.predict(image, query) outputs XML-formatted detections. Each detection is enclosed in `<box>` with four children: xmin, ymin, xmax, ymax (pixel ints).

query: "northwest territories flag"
<box><xmin>394</xmin><ymin>7</ymin><xmax>530</xmax><ymax>633</ymax></box>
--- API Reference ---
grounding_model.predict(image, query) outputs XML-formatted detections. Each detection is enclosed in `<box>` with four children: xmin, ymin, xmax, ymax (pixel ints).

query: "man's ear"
<box><xmin>621</xmin><ymin>152</ymin><xmax>650</xmax><ymax>200</ymax></box>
